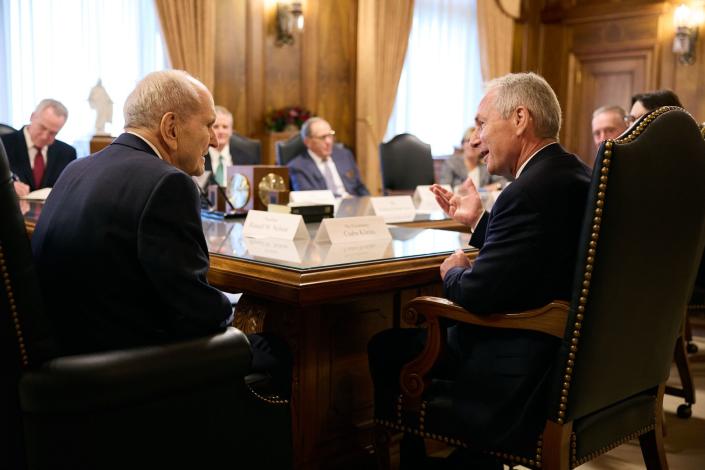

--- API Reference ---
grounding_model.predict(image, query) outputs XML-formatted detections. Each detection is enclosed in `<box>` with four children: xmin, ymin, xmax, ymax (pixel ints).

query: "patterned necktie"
<box><xmin>33</xmin><ymin>147</ymin><xmax>45</xmax><ymax>188</ymax></box>
<box><xmin>322</xmin><ymin>160</ymin><xmax>339</xmax><ymax>196</ymax></box>
<box><xmin>215</xmin><ymin>154</ymin><xmax>224</xmax><ymax>186</ymax></box>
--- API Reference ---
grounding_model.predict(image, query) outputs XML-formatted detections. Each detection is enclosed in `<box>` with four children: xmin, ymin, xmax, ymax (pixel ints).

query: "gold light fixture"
<box><xmin>673</xmin><ymin>2</ymin><xmax>705</xmax><ymax>64</ymax></box>
<box><xmin>276</xmin><ymin>1</ymin><xmax>304</xmax><ymax>47</ymax></box>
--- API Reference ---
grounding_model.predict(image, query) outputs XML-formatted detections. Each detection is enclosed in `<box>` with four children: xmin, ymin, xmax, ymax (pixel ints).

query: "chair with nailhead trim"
<box><xmin>372</xmin><ymin>107</ymin><xmax>705</xmax><ymax>469</ymax></box>
<box><xmin>0</xmin><ymin>139</ymin><xmax>292</xmax><ymax>469</ymax></box>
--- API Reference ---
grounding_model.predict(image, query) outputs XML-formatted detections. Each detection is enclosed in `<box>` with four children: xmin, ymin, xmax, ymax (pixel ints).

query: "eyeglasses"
<box><xmin>311</xmin><ymin>130</ymin><xmax>336</xmax><ymax>141</ymax></box>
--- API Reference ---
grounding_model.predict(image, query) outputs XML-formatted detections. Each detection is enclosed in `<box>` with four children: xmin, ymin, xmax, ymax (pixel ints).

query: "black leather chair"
<box><xmin>0</xmin><ymin>139</ymin><xmax>292</xmax><ymax>469</ymax></box>
<box><xmin>0</xmin><ymin>123</ymin><xmax>16</xmax><ymax>136</ymax></box>
<box><xmin>276</xmin><ymin>133</ymin><xmax>306</xmax><ymax>166</ymax></box>
<box><xmin>230</xmin><ymin>132</ymin><xmax>261</xmax><ymax>165</ymax></box>
<box><xmin>373</xmin><ymin>107</ymin><xmax>705</xmax><ymax>469</ymax></box>
<box><xmin>379</xmin><ymin>133</ymin><xmax>434</xmax><ymax>194</ymax></box>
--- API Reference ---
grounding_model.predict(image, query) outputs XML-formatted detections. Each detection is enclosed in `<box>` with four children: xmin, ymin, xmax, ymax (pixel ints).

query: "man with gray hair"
<box><xmin>1</xmin><ymin>98</ymin><xmax>76</xmax><ymax>196</ymax></box>
<box><xmin>591</xmin><ymin>105</ymin><xmax>627</xmax><ymax>153</ymax></box>
<box><xmin>369</xmin><ymin>72</ymin><xmax>591</xmax><ymax>468</ymax></box>
<box><xmin>32</xmin><ymin>70</ymin><xmax>291</xmax><ymax>398</ymax></box>
<box><xmin>287</xmin><ymin>116</ymin><xmax>369</xmax><ymax>196</ymax></box>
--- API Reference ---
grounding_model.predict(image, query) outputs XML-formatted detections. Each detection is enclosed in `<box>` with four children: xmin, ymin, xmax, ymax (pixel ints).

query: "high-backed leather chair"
<box><xmin>0</xmin><ymin>123</ymin><xmax>16</xmax><ymax>136</ymax></box>
<box><xmin>373</xmin><ymin>107</ymin><xmax>705</xmax><ymax>469</ymax></box>
<box><xmin>230</xmin><ymin>132</ymin><xmax>261</xmax><ymax>165</ymax></box>
<box><xmin>0</xmin><ymin>139</ymin><xmax>292</xmax><ymax>469</ymax></box>
<box><xmin>379</xmin><ymin>133</ymin><xmax>434</xmax><ymax>194</ymax></box>
<box><xmin>276</xmin><ymin>133</ymin><xmax>306</xmax><ymax>166</ymax></box>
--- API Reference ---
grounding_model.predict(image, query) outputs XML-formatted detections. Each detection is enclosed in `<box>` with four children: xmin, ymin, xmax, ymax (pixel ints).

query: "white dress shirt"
<box><xmin>308</xmin><ymin>149</ymin><xmax>349</xmax><ymax>197</ymax></box>
<box><xmin>23</xmin><ymin>126</ymin><xmax>47</xmax><ymax>168</ymax></box>
<box><xmin>127</xmin><ymin>131</ymin><xmax>164</xmax><ymax>160</ymax></box>
<box><xmin>209</xmin><ymin>144</ymin><xmax>233</xmax><ymax>174</ymax></box>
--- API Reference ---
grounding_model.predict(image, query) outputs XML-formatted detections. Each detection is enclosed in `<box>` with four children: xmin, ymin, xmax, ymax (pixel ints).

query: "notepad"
<box><xmin>20</xmin><ymin>187</ymin><xmax>52</xmax><ymax>201</ymax></box>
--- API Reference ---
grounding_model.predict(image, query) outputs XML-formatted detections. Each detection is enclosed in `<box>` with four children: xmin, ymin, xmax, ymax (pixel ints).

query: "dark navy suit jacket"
<box><xmin>32</xmin><ymin>133</ymin><xmax>232</xmax><ymax>355</ymax></box>
<box><xmin>1</xmin><ymin>127</ymin><xmax>76</xmax><ymax>191</ymax></box>
<box><xmin>203</xmin><ymin>135</ymin><xmax>261</xmax><ymax>185</ymax></box>
<box><xmin>441</xmin><ymin>143</ymin><xmax>591</xmax><ymax>445</ymax></box>
<box><xmin>287</xmin><ymin>146</ymin><xmax>369</xmax><ymax>196</ymax></box>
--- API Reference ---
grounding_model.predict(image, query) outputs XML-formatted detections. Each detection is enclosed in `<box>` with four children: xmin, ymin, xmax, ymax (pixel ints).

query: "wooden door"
<box><xmin>565</xmin><ymin>50</ymin><xmax>653</xmax><ymax>166</ymax></box>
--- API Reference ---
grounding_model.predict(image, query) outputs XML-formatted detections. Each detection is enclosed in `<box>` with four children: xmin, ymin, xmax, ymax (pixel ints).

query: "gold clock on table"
<box><xmin>224</xmin><ymin>165</ymin><xmax>290</xmax><ymax>213</ymax></box>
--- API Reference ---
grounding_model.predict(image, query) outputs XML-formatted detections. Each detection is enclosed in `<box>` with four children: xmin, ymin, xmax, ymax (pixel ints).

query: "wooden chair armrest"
<box><xmin>399</xmin><ymin>296</ymin><xmax>570</xmax><ymax>403</ymax></box>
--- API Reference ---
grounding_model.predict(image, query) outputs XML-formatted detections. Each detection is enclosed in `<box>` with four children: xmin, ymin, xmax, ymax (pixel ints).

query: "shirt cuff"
<box><xmin>470</xmin><ymin>209</ymin><xmax>485</xmax><ymax>234</ymax></box>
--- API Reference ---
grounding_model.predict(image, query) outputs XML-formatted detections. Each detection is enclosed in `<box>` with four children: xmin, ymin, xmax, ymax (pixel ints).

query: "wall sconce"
<box><xmin>673</xmin><ymin>2</ymin><xmax>704</xmax><ymax>64</ymax></box>
<box><xmin>276</xmin><ymin>1</ymin><xmax>304</xmax><ymax>47</ymax></box>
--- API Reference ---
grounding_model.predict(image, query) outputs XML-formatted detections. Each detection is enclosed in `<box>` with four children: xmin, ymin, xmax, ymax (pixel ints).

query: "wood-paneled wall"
<box><xmin>213</xmin><ymin>0</ymin><xmax>357</xmax><ymax>163</ymax></box>
<box><xmin>516</xmin><ymin>0</ymin><xmax>705</xmax><ymax>166</ymax></box>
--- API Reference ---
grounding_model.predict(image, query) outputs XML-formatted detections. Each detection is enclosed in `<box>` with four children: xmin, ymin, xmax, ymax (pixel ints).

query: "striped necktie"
<box><xmin>322</xmin><ymin>160</ymin><xmax>339</xmax><ymax>196</ymax></box>
<box><xmin>215</xmin><ymin>154</ymin><xmax>224</xmax><ymax>186</ymax></box>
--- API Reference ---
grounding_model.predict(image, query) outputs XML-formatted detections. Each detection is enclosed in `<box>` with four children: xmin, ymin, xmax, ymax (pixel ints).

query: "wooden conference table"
<box><xmin>23</xmin><ymin>197</ymin><xmax>477</xmax><ymax>469</ymax></box>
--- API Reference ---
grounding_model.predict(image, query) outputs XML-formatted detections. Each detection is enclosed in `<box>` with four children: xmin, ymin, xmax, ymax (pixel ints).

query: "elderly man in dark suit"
<box><xmin>32</xmin><ymin>70</ymin><xmax>290</xmax><ymax>396</ymax></box>
<box><xmin>1</xmin><ymin>99</ymin><xmax>76</xmax><ymax>196</ymax></box>
<box><xmin>368</xmin><ymin>72</ymin><xmax>591</xmax><ymax>469</ymax></box>
<box><xmin>287</xmin><ymin>117</ymin><xmax>369</xmax><ymax>196</ymax></box>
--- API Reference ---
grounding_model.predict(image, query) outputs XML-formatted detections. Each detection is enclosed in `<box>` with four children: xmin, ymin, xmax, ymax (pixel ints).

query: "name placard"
<box><xmin>243</xmin><ymin>237</ymin><xmax>309</xmax><ymax>264</ymax></box>
<box><xmin>319</xmin><ymin>240</ymin><xmax>394</xmax><ymax>264</ymax></box>
<box><xmin>413</xmin><ymin>184</ymin><xmax>451</xmax><ymax>212</ymax></box>
<box><xmin>314</xmin><ymin>216</ymin><xmax>391</xmax><ymax>244</ymax></box>
<box><xmin>242</xmin><ymin>210</ymin><xmax>310</xmax><ymax>240</ymax></box>
<box><xmin>369</xmin><ymin>196</ymin><xmax>416</xmax><ymax>223</ymax></box>
<box><xmin>289</xmin><ymin>190</ymin><xmax>336</xmax><ymax>206</ymax></box>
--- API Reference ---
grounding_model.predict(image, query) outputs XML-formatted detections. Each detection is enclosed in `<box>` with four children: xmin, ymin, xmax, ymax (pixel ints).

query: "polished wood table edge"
<box><xmin>208</xmin><ymin>249</ymin><xmax>478</xmax><ymax>305</ymax></box>
<box><xmin>393</xmin><ymin>219</ymin><xmax>470</xmax><ymax>232</ymax></box>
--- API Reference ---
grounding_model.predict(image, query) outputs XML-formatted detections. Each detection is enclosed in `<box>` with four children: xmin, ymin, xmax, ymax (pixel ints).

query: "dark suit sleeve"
<box><xmin>444</xmin><ymin>187</ymin><xmax>543</xmax><ymax>314</ymax></box>
<box><xmin>288</xmin><ymin>161</ymin><xmax>303</xmax><ymax>191</ymax></box>
<box><xmin>344</xmin><ymin>150</ymin><xmax>370</xmax><ymax>196</ymax></box>
<box><xmin>288</xmin><ymin>158</ymin><xmax>314</xmax><ymax>191</ymax></box>
<box><xmin>137</xmin><ymin>171</ymin><xmax>232</xmax><ymax>336</ymax></box>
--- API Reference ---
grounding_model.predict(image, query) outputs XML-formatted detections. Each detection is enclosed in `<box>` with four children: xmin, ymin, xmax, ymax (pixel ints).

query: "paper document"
<box><xmin>20</xmin><ymin>187</ymin><xmax>52</xmax><ymax>201</ymax></box>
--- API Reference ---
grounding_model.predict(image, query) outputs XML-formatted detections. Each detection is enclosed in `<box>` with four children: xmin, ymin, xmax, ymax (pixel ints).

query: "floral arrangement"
<box><xmin>265</xmin><ymin>106</ymin><xmax>314</xmax><ymax>132</ymax></box>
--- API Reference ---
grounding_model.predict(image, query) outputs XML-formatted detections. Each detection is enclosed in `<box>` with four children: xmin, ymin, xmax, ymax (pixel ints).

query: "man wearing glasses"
<box><xmin>287</xmin><ymin>117</ymin><xmax>369</xmax><ymax>196</ymax></box>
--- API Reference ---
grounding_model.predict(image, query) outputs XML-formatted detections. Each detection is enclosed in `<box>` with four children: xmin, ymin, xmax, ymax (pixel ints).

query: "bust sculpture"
<box><xmin>88</xmin><ymin>79</ymin><xmax>113</xmax><ymax>135</ymax></box>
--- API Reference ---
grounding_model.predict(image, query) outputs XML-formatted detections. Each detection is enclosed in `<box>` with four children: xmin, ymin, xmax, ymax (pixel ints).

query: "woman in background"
<box><xmin>627</xmin><ymin>89</ymin><xmax>683</xmax><ymax>124</ymax></box>
<box><xmin>439</xmin><ymin>126</ymin><xmax>506</xmax><ymax>190</ymax></box>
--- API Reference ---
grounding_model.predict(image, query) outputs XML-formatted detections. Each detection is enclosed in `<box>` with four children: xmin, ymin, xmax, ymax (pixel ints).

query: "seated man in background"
<box><xmin>439</xmin><ymin>126</ymin><xmax>507</xmax><ymax>190</ymax></box>
<box><xmin>1</xmin><ymin>99</ymin><xmax>76</xmax><ymax>196</ymax></box>
<box><xmin>32</xmin><ymin>70</ymin><xmax>290</xmax><ymax>397</ymax></box>
<box><xmin>591</xmin><ymin>105</ymin><xmax>627</xmax><ymax>153</ymax></box>
<box><xmin>369</xmin><ymin>72</ymin><xmax>591</xmax><ymax>469</ymax></box>
<box><xmin>288</xmin><ymin>117</ymin><xmax>369</xmax><ymax>196</ymax></box>
<box><xmin>204</xmin><ymin>105</ymin><xmax>259</xmax><ymax>186</ymax></box>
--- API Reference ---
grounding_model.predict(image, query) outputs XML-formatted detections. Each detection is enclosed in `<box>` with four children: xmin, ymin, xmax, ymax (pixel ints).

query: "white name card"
<box><xmin>369</xmin><ymin>196</ymin><xmax>416</xmax><ymax>223</ymax></box>
<box><xmin>314</xmin><ymin>216</ymin><xmax>391</xmax><ymax>244</ymax></box>
<box><xmin>242</xmin><ymin>210</ymin><xmax>310</xmax><ymax>240</ymax></box>
<box><xmin>319</xmin><ymin>240</ymin><xmax>394</xmax><ymax>264</ymax></box>
<box><xmin>243</xmin><ymin>237</ymin><xmax>309</xmax><ymax>264</ymax></box>
<box><xmin>413</xmin><ymin>184</ymin><xmax>451</xmax><ymax>212</ymax></box>
<box><xmin>289</xmin><ymin>190</ymin><xmax>336</xmax><ymax>206</ymax></box>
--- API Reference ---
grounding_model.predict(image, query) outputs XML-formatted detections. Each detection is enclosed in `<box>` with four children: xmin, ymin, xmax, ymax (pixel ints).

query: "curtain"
<box><xmin>0</xmin><ymin>0</ymin><xmax>167</xmax><ymax>153</ymax></box>
<box><xmin>356</xmin><ymin>0</ymin><xmax>415</xmax><ymax>195</ymax></box>
<box><xmin>476</xmin><ymin>0</ymin><xmax>519</xmax><ymax>82</ymax></box>
<box><xmin>154</xmin><ymin>0</ymin><xmax>216</xmax><ymax>92</ymax></box>
<box><xmin>384</xmin><ymin>0</ymin><xmax>483</xmax><ymax>156</ymax></box>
